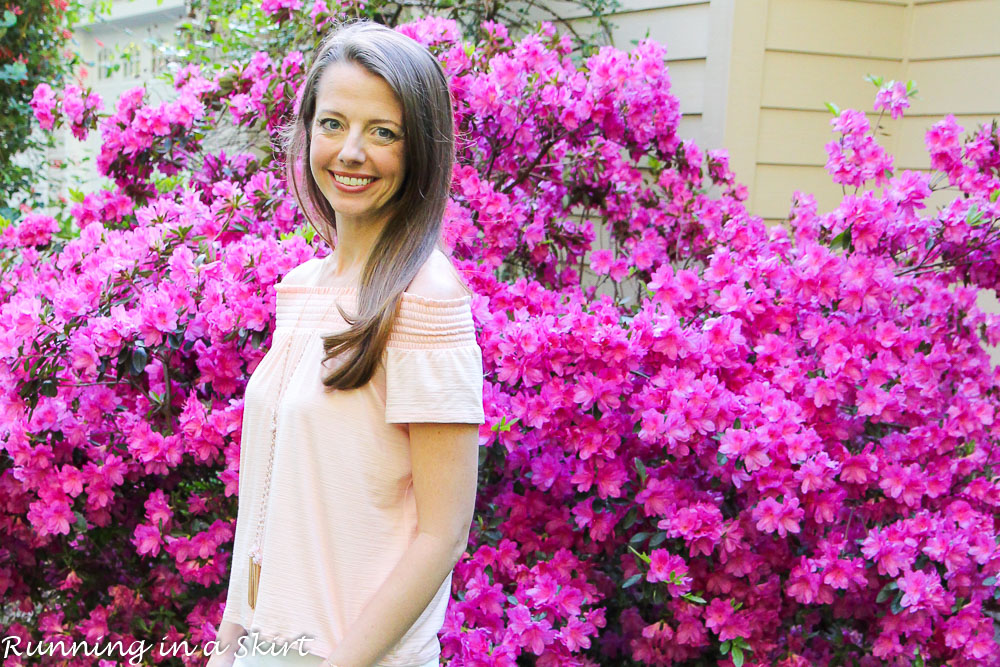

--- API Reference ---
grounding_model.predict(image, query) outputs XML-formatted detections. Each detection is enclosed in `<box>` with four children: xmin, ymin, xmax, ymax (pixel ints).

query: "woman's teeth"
<box><xmin>334</xmin><ymin>174</ymin><xmax>374</xmax><ymax>186</ymax></box>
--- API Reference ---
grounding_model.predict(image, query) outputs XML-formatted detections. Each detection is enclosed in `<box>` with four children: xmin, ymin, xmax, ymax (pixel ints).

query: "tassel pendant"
<box><xmin>248</xmin><ymin>555</ymin><xmax>261</xmax><ymax>609</ymax></box>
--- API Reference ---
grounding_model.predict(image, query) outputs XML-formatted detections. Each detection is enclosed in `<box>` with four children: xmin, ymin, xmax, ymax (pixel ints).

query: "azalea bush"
<box><xmin>171</xmin><ymin>0</ymin><xmax>619</xmax><ymax>71</ymax></box>
<box><xmin>2</xmin><ymin>5</ymin><xmax>1000</xmax><ymax>667</ymax></box>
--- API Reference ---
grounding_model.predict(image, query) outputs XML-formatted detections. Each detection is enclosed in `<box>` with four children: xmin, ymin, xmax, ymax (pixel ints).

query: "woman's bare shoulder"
<box><xmin>405</xmin><ymin>249</ymin><xmax>468</xmax><ymax>300</ymax></box>
<box><xmin>279</xmin><ymin>257</ymin><xmax>323</xmax><ymax>286</ymax></box>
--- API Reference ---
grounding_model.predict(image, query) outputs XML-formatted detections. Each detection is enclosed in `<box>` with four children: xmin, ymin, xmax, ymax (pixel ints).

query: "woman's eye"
<box><xmin>319</xmin><ymin>119</ymin><xmax>341</xmax><ymax>130</ymax></box>
<box><xmin>374</xmin><ymin>127</ymin><xmax>396</xmax><ymax>140</ymax></box>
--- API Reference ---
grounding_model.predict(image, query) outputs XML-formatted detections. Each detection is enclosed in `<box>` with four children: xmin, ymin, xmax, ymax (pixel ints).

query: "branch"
<box><xmin>895</xmin><ymin>224</ymin><xmax>1000</xmax><ymax>277</ymax></box>
<box><xmin>500</xmin><ymin>133</ymin><xmax>565</xmax><ymax>195</ymax></box>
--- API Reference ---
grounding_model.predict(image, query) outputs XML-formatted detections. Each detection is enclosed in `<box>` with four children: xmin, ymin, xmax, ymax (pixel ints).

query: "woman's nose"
<box><xmin>338</xmin><ymin>131</ymin><xmax>366</xmax><ymax>164</ymax></box>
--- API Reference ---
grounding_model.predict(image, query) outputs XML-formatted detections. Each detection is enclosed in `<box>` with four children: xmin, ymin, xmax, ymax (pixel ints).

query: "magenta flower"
<box><xmin>873</xmin><ymin>80</ymin><xmax>910</xmax><ymax>120</ymax></box>
<box><xmin>29</xmin><ymin>83</ymin><xmax>58</xmax><ymax>130</ymax></box>
<box><xmin>588</xmin><ymin>249</ymin><xmax>613</xmax><ymax>275</ymax></box>
<box><xmin>752</xmin><ymin>496</ymin><xmax>804</xmax><ymax>538</ymax></box>
<box><xmin>260</xmin><ymin>0</ymin><xmax>303</xmax><ymax>16</ymax></box>
<box><xmin>133</xmin><ymin>524</ymin><xmax>162</xmax><ymax>557</ymax></box>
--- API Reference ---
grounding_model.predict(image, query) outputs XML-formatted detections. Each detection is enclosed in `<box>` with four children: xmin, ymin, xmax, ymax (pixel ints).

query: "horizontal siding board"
<box><xmin>977</xmin><ymin>290</ymin><xmax>1000</xmax><ymax>371</ymax></box>
<box><xmin>761</xmin><ymin>51</ymin><xmax>904</xmax><ymax>112</ymax></box>
<box><xmin>675</xmin><ymin>114</ymin><xmax>706</xmax><ymax>145</ymax></box>
<box><xmin>754</xmin><ymin>164</ymin><xmax>862</xmax><ymax>220</ymax></box>
<box><xmin>911</xmin><ymin>0</ymin><xmax>1000</xmax><ymax>60</ymax></box>
<box><xmin>905</xmin><ymin>58</ymin><xmax>1000</xmax><ymax>115</ymax></box>
<box><xmin>512</xmin><ymin>0</ymin><xmax>708</xmax><ymax>22</ymax></box>
<box><xmin>663</xmin><ymin>59</ymin><xmax>708</xmax><ymax>115</ymax></box>
<box><xmin>616</xmin><ymin>0</ymin><xmax>709</xmax><ymax>10</ymax></box>
<box><xmin>757</xmin><ymin>109</ymin><xmax>844</xmax><ymax>166</ymax></box>
<box><xmin>752</xmin><ymin>109</ymin><xmax>984</xmax><ymax>169</ymax></box>
<box><xmin>564</xmin><ymin>5</ymin><xmax>710</xmax><ymax>60</ymax></box>
<box><xmin>765</xmin><ymin>0</ymin><xmax>904</xmax><ymax>59</ymax></box>
<box><xmin>757</xmin><ymin>110</ymin><xmax>1000</xmax><ymax>171</ymax></box>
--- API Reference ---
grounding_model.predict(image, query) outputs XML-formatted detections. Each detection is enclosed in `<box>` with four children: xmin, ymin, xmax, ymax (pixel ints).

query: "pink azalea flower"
<box><xmin>874</xmin><ymin>80</ymin><xmax>910</xmax><ymax>120</ymax></box>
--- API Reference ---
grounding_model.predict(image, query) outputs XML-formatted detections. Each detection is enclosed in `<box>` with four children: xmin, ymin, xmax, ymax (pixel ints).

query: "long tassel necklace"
<box><xmin>248</xmin><ymin>289</ymin><xmax>338</xmax><ymax>609</ymax></box>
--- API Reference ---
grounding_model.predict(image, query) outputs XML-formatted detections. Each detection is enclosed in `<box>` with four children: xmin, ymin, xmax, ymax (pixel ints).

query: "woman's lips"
<box><xmin>329</xmin><ymin>171</ymin><xmax>379</xmax><ymax>193</ymax></box>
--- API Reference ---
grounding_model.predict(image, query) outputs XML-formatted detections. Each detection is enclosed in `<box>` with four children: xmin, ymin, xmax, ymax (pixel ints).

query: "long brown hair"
<box><xmin>279</xmin><ymin>19</ymin><xmax>467</xmax><ymax>391</ymax></box>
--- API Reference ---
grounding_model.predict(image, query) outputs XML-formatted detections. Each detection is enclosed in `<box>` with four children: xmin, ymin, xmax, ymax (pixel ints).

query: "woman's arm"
<box><xmin>321</xmin><ymin>421</ymin><xmax>480</xmax><ymax>667</ymax></box>
<box><xmin>206</xmin><ymin>619</ymin><xmax>248</xmax><ymax>666</ymax></box>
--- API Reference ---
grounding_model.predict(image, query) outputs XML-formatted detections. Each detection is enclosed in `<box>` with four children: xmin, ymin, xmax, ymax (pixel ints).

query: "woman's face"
<box><xmin>309</xmin><ymin>60</ymin><xmax>406</xmax><ymax>228</ymax></box>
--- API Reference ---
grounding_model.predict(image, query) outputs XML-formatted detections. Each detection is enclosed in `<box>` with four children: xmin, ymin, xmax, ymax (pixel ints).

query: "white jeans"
<box><xmin>231</xmin><ymin>639</ymin><xmax>438</xmax><ymax>667</ymax></box>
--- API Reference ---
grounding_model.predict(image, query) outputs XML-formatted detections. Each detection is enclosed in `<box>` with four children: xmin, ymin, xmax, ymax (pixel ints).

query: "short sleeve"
<box><xmin>384</xmin><ymin>293</ymin><xmax>486</xmax><ymax>425</ymax></box>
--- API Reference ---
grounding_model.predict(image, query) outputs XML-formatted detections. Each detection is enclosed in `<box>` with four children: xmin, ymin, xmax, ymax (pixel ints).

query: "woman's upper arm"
<box><xmin>409</xmin><ymin>422</ymin><xmax>480</xmax><ymax>557</ymax></box>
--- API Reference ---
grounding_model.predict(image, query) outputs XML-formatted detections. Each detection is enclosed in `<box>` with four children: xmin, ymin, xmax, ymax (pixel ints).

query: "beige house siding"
<box><xmin>539</xmin><ymin>0</ymin><xmax>1000</xmax><ymax>364</ymax></box>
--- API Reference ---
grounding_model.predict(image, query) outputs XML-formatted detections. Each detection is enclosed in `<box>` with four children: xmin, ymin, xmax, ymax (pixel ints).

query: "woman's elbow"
<box><xmin>449</xmin><ymin>527</ymin><xmax>472</xmax><ymax>564</ymax></box>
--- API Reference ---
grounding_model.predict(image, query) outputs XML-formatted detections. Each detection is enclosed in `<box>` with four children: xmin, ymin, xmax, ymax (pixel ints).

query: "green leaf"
<box><xmin>634</xmin><ymin>457</ymin><xmax>647</xmax><ymax>483</ymax></box>
<box><xmin>622</xmin><ymin>573</ymin><xmax>642</xmax><ymax>589</ymax></box>
<box><xmin>716</xmin><ymin>451</ymin><xmax>728</xmax><ymax>465</ymax></box>
<box><xmin>966</xmin><ymin>205</ymin><xmax>984</xmax><ymax>227</ymax></box>
<box><xmin>0</xmin><ymin>61</ymin><xmax>27</xmax><ymax>83</ymax></box>
<box><xmin>681</xmin><ymin>592</ymin><xmax>707</xmax><ymax>604</ymax></box>
<box><xmin>990</xmin><ymin>189</ymin><xmax>1000</xmax><ymax>203</ymax></box>
<box><xmin>732</xmin><ymin>646</ymin><xmax>744</xmax><ymax>667</ymax></box>
<box><xmin>629</xmin><ymin>531</ymin><xmax>650</xmax><ymax>545</ymax></box>
<box><xmin>720</xmin><ymin>640</ymin><xmax>731</xmax><ymax>655</ymax></box>
<box><xmin>864</xmin><ymin>73</ymin><xmax>884</xmax><ymax>88</ymax></box>
<box><xmin>890</xmin><ymin>589</ymin><xmax>905</xmax><ymax>614</ymax></box>
<box><xmin>876</xmin><ymin>582</ymin><xmax>897</xmax><ymax>603</ymax></box>
<box><xmin>824</xmin><ymin>101</ymin><xmax>841</xmax><ymax>116</ymax></box>
<box><xmin>2</xmin><ymin>10</ymin><xmax>15</xmax><ymax>27</ymax></box>
<box><xmin>131</xmin><ymin>346</ymin><xmax>148</xmax><ymax>375</ymax></box>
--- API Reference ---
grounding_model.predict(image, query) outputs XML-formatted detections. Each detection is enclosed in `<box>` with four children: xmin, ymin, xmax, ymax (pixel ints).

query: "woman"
<box><xmin>207</xmin><ymin>19</ymin><xmax>486</xmax><ymax>667</ymax></box>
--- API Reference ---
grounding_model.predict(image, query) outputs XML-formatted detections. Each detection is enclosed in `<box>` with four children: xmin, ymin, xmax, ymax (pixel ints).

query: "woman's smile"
<box><xmin>328</xmin><ymin>170</ymin><xmax>380</xmax><ymax>192</ymax></box>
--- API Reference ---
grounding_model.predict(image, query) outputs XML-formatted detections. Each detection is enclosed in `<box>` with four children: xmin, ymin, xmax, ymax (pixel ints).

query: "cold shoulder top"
<box><xmin>221</xmin><ymin>255</ymin><xmax>486</xmax><ymax>666</ymax></box>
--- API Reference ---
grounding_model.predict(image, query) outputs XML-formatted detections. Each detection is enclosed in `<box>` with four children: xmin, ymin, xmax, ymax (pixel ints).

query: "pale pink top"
<box><xmin>222</xmin><ymin>256</ymin><xmax>486</xmax><ymax>666</ymax></box>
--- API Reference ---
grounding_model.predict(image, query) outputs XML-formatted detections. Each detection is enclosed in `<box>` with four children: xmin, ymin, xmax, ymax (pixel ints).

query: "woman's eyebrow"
<box><xmin>315</xmin><ymin>109</ymin><xmax>402</xmax><ymax>126</ymax></box>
